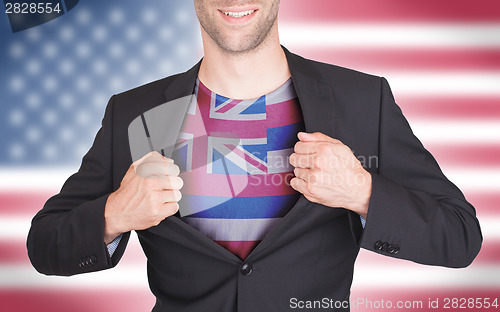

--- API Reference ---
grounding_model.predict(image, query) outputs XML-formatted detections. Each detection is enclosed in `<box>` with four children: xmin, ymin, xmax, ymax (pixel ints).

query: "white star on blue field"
<box><xmin>0</xmin><ymin>0</ymin><xmax>201</xmax><ymax>166</ymax></box>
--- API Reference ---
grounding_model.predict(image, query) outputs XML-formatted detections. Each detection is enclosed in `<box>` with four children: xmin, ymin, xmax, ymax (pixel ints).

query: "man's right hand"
<box><xmin>104</xmin><ymin>151</ymin><xmax>183</xmax><ymax>244</ymax></box>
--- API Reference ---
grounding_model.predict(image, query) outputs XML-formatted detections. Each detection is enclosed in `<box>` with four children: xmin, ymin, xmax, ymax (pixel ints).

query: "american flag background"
<box><xmin>0</xmin><ymin>0</ymin><xmax>499</xmax><ymax>311</ymax></box>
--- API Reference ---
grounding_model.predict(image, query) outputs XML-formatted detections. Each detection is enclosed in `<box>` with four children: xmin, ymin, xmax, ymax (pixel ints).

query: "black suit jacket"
<box><xmin>27</xmin><ymin>47</ymin><xmax>482</xmax><ymax>311</ymax></box>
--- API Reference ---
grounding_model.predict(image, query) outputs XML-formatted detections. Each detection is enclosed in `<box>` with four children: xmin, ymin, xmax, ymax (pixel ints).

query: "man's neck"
<box><xmin>198</xmin><ymin>28</ymin><xmax>290</xmax><ymax>100</ymax></box>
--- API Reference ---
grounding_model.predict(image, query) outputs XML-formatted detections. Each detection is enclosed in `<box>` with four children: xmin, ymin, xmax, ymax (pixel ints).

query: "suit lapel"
<box><xmin>284</xmin><ymin>47</ymin><xmax>336</xmax><ymax>137</ymax></box>
<box><xmin>163</xmin><ymin>60</ymin><xmax>201</xmax><ymax>102</ymax></box>
<box><xmin>128</xmin><ymin>61</ymin><xmax>201</xmax><ymax>161</ymax></box>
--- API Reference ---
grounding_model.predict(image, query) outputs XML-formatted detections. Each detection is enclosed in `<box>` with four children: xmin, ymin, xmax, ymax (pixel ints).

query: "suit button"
<box><xmin>381</xmin><ymin>242</ymin><xmax>388</xmax><ymax>252</ymax></box>
<box><xmin>240</xmin><ymin>263</ymin><xmax>253</xmax><ymax>276</ymax></box>
<box><xmin>79</xmin><ymin>258</ymin><xmax>88</xmax><ymax>267</ymax></box>
<box><xmin>374</xmin><ymin>241</ymin><xmax>383</xmax><ymax>251</ymax></box>
<box><xmin>89</xmin><ymin>256</ymin><xmax>97</xmax><ymax>265</ymax></box>
<box><xmin>393</xmin><ymin>245</ymin><xmax>400</xmax><ymax>254</ymax></box>
<box><xmin>387</xmin><ymin>244</ymin><xmax>395</xmax><ymax>254</ymax></box>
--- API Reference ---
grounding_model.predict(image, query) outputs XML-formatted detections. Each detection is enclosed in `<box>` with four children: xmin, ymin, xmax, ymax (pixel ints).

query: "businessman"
<box><xmin>28</xmin><ymin>1</ymin><xmax>482</xmax><ymax>311</ymax></box>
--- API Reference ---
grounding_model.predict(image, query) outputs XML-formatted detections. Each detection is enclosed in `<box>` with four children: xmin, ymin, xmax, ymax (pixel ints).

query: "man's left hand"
<box><xmin>289</xmin><ymin>132</ymin><xmax>372</xmax><ymax>219</ymax></box>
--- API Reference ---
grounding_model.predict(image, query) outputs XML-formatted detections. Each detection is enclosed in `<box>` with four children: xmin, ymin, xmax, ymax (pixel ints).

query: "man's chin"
<box><xmin>220</xmin><ymin>45</ymin><xmax>259</xmax><ymax>55</ymax></box>
<box><xmin>215</xmin><ymin>35</ymin><xmax>268</xmax><ymax>55</ymax></box>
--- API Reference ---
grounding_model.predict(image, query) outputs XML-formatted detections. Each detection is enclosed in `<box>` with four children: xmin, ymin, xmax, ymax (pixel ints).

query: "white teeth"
<box><xmin>222</xmin><ymin>10</ymin><xmax>255</xmax><ymax>18</ymax></box>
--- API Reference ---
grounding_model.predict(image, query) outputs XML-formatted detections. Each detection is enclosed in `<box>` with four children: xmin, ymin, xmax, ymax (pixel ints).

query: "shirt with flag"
<box><xmin>172</xmin><ymin>78</ymin><xmax>305</xmax><ymax>260</ymax></box>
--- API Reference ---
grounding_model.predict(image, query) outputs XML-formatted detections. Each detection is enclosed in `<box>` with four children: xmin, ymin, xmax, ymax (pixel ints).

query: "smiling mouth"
<box><xmin>220</xmin><ymin>10</ymin><xmax>256</xmax><ymax>18</ymax></box>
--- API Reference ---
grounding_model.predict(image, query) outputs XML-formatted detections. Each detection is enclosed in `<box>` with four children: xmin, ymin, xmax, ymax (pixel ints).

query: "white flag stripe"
<box><xmin>352</xmin><ymin>266</ymin><xmax>500</xmax><ymax>289</ymax></box>
<box><xmin>280</xmin><ymin>23</ymin><xmax>500</xmax><ymax>49</ymax></box>
<box><xmin>182</xmin><ymin>217</ymin><xmax>281</xmax><ymax>241</ymax></box>
<box><xmin>267</xmin><ymin>148</ymin><xmax>294</xmax><ymax>174</ymax></box>
<box><xmin>441</xmin><ymin>168</ymin><xmax>500</xmax><ymax>192</ymax></box>
<box><xmin>2</xmin><ymin>166</ymin><xmax>500</xmax><ymax>193</ymax></box>
<box><xmin>410</xmin><ymin>120</ymin><xmax>500</xmax><ymax>144</ymax></box>
<box><xmin>2</xmin><ymin>262</ymin><xmax>500</xmax><ymax>289</ymax></box>
<box><xmin>385</xmin><ymin>72</ymin><xmax>500</xmax><ymax>96</ymax></box>
<box><xmin>0</xmin><ymin>266</ymin><xmax>149</xmax><ymax>290</ymax></box>
<box><xmin>2</xmin><ymin>216</ymin><xmax>499</xmax><ymax>242</ymax></box>
<box><xmin>0</xmin><ymin>167</ymin><xmax>79</xmax><ymax>191</ymax></box>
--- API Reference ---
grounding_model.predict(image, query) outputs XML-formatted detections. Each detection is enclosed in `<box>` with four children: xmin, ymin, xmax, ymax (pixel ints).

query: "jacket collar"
<box><xmin>283</xmin><ymin>46</ymin><xmax>336</xmax><ymax>137</ymax></box>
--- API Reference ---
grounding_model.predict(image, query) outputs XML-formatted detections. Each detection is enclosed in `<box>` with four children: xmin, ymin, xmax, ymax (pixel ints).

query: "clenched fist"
<box><xmin>289</xmin><ymin>132</ymin><xmax>372</xmax><ymax>218</ymax></box>
<box><xmin>104</xmin><ymin>151</ymin><xmax>183</xmax><ymax>244</ymax></box>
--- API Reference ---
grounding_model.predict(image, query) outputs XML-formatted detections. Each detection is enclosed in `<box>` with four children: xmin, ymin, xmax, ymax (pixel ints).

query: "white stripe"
<box><xmin>0</xmin><ymin>265</ymin><xmax>147</xmax><ymax>290</ymax></box>
<box><xmin>182</xmin><ymin>217</ymin><xmax>281</xmax><ymax>241</ymax></box>
<box><xmin>268</xmin><ymin>148</ymin><xmax>294</xmax><ymax>174</ymax></box>
<box><xmin>441</xmin><ymin>168</ymin><xmax>500</xmax><ymax>193</ymax></box>
<box><xmin>385</xmin><ymin>72</ymin><xmax>500</xmax><ymax>96</ymax></box>
<box><xmin>3</xmin><ymin>216</ymin><xmax>499</xmax><ymax>242</ymax></box>
<box><xmin>174</xmin><ymin>132</ymin><xmax>194</xmax><ymax>171</ymax></box>
<box><xmin>0</xmin><ymin>217</ymin><xmax>282</xmax><ymax>241</ymax></box>
<box><xmin>280</xmin><ymin>23</ymin><xmax>500</xmax><ymax>48</ymax></box>
<box><xmin>1</xmin><ymin>232</ymin><xmax>148</xmax><ymax>289</ymax></box>
<box><xmin>2</xmin><ymin>262</ymin><xmax>499</xmax><ymax>289</ymax></box>
<box><xmin>2</xmin><ymin>167</ymin><xmax>499</xmax><ymax>196</ymax></box>
<box><xmin>266</xmin><ymin>78</ymin><xmax>295</xmax><ymax>105</ymax></box>
<box><xmin>0</xmin><ymin>167</ymin><xmax>77</xmax><ymax>191</ymax></box>
<box><xmin>1</xmin><ymin>264</ymin><xmax>499</xmax><ymax>289</ymax></box>
<box><xmin>353</xmin><ymin>264</ymin><xmax>500</xmax><ymax>288</ymax></box>
<box><xmin>240</xmin><ymin>138</ymin><xmax>267</xmax><ymax>145</ymax></box>
<box><xmin>410</xmin><ymin>120</ymin><xmax>500</xmax><ymax>144</ymax></box>
<box><xmin>0</xmin><ymin>217</ymin><xmax>31</xmax><ymax>240</ymax></box>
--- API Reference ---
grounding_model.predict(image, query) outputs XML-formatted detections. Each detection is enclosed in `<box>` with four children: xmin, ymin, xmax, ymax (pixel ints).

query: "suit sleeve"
<box><xmin>356</xmin><ymin>77</ymin><xmax>482</xmax><ymax>268</ymax></box>
<box><xmin>27</xmin><ymin>95</ymin><xmax>130</xmax><ymax>276</ymax></box>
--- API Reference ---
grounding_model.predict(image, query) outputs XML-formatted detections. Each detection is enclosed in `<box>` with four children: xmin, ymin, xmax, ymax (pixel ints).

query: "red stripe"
<box><xmin>215</xmin><ymin>240</ymin><xmax>259</xmax><ymax>260</ymax></box>
<box><xmin>0</xmin><ymin>239</ymin><xmax>147</xmax><ymax>265</ymax></box>
<box><xmin>1</xmin><ymin>288</ymin><xmax>499</xmax><ymax>311</ymax></box>
<box><xmin>0</xmin><ymin>289</ymin><xmax>498</xmax><ymax>312</ymax></box>
<box><xmin>425</xmin><ymin>144</ymin><xmax>500</xmax><ymax>167</ymax></box>
<box><xmin>0</xmin><ymin>290</ymin><xmax>154</xmax><ymax>312</ymax></box>
<box><xmin>0</xmin><ymin>173</ymin><xmax>297</xmax><ymax>213</ymax></box>
<box><xmin>280</xmin><ymin>0</ymin><xmax>500</xmax><ymax>22</ymax></box>
<box><xmin>467</xmin><ymin>193</ymin><xmax>500</xmax><ymax>216</ymax></box>
<box><xmin>398</xmin><ymin>97</ymin><xmax>500</xmax><ymax>120</ymax></box>
<box><xmin>181</xmin><ymin>171</ymin><xmax>296</xmax><ymax>197</ymax></box>
<box><xmin>0</xmin><ymin>192</ymin><xmax>50</xmax><ymax>215</ymax></box>
<box><xmin>294</xmin><ymin>49</ymin><xmax>500</xmax><ymax>72</ymax></box>
<box><xmin>215</xmin><ymin>100</ymin><xmax>240</xmax><ymax>113</ymax></box>
<box><xmin>0</xmin><ymin>188</ymin><xmax>497</xmax><ymax>217</ymax></box>
<box><xmin>0</xmin><ymin>241</ymin><xmax>30</xmax><ymax>265</ymax></box>
<box><xmin>474</xmin><ymin>241</ymin><xmax>500</xmax><ymax>264</ymax></box>
<box><xmin>350</xmin><ymin>288</ymin><xmax>500</xmax><ymax>311</ymax></box>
